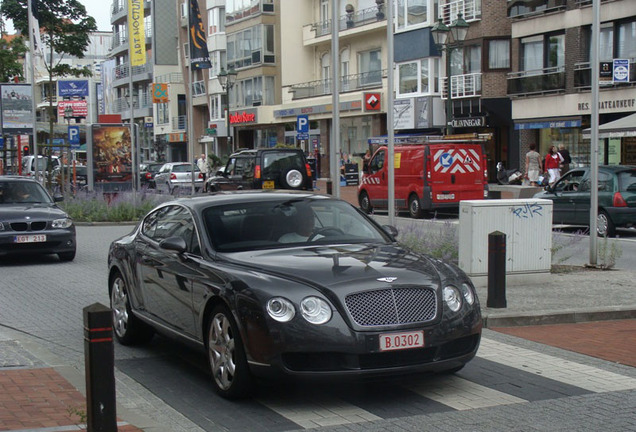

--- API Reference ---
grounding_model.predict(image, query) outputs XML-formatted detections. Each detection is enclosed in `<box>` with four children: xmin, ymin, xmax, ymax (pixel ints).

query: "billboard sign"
<box><xmin>0</xmin><ymin>84</ymin><xmax>34</xmax><ymax>133</ymax></box>
<box><xmin>58</xmin><ymin>80</ymin><xmax>89</xmax><ymax>97</ymax></box>
<box><xmin>57</xmin><ymin>100</ymin><xmax>88</xmax><ymax>118</ymax></box>
<box><xmin>91</xmin><ymin>124</ymin><xmax>133</xmax><ymax>191</ymax></box>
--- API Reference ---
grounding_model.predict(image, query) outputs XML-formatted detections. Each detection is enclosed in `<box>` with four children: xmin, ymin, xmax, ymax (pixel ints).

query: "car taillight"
<box><xmin>198</xmin><ymin>172</ymin><xmax>203</xmax><ymax>179</ymax></box>
<box><xmin>145</xmin><ymin>172</ymin><xmax>152</xmax><ymax>179</ymax></box>
<box><xmin>170</xmin><ymin>173</ymin><xmax>176</xmax><ymax>180</ymax></box>
<box><xmin>255</xmin><ymin>165</ymin><xmax>261</xmax><ymax>179</ymax></box>
<box><xmin>613</xmin><ymin>192</ymin><xmax>627</xmax><ymax>207</ymax></box>
<box><xmin>305</xmin><ymin>163</ymin><xmax>312</xmax><ymax>178</ymax></box>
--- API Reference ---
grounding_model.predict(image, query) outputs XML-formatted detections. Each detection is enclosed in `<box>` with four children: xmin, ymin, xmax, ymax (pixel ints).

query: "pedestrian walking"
<box><xmin>544</xmin><ymin>145</ymin><xmax>564</xmax><ymax>186</ymax></box>
<box><xmin>525</xmin><ymin>143</ymin><xmax>543</xmax><ymax>187</ymax></box>
<box><xmin>558</xmin><ymin>143</ymin><xmax>571</xmax><ymax>176</ymax></box>
<box><xmin>197</xmin><ymin>153</ymin><xmax>209</xmax><ymax>192</ymax></box>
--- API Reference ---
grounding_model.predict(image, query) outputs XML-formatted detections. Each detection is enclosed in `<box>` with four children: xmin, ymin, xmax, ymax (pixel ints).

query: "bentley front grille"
<box><xmin>344</xmin><ymin>287</ymin><xmax>437</xmax><ymax>327</ymax></box>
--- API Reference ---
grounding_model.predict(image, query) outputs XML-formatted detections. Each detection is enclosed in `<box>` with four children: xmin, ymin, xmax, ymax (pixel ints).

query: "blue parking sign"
<box><xmin>68</xmin><ymin>126</ymin><xmax>80</xmax><ymax>146</ymax></box>
<box><xmin>297</xmin><ymin>115</ymin><xmax>309</xmax><ymax>133</ymax></box>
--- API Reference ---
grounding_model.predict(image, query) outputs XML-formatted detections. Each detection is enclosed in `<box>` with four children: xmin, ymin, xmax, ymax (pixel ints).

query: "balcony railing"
<box><xmin>439</xmin><ymin>0</ymin><xmax>482</xmax><ymax>24</ymax></box>
<box><xmin>155</xmin><ymin>73</ymin><xmax>183</xmax><ymax>84</ymax></box>
<box><xmin>192</xmin><ymin>80</ymin><xmax>206</xmax><ymax>97</ymax></box>
<box><xmin>441</xmin><ymin>73</ymin><xmax>482</xmax><ymax>99</ymax></box>
<box><xmin>114</xmin><ymin>63</ymin><xmax>152</xmax><ymax>81</ymax></box>
<box><xmin>111</xmin><ymin>92</ymin><xmax>152</xmax><ymax>113</ymax></box>
<box><xmin>507</xmin><ymin>0</ymin><xmax>566</xmax><ymax>18</ymax></box>
<box><xmin>313</xmin><ymin>5</ymin><xmax>386</xmax><ymax>37</ymax></box>
<box><xmin>290</xmin><ymin>69</ymin><xmax>385</xmax><ymax>99</ymax></box>
<box><xmin>574</xmin><ymin>60</ymin><xmax>636</xmax><ymax>89</ymax></box>
<box><xmin>111</xmin><ymin>25</ymin><xmax>153</xmax><ymax>50</ymax></box>
<box><xmin>507</xmin><ymin>66</ymin><xmax>565</xmax><ymax>96</ymax></box>
<box><xmin>172</xmin><ymin>115</ymin><xmax>187</xmax><ymax>131</ymax></box>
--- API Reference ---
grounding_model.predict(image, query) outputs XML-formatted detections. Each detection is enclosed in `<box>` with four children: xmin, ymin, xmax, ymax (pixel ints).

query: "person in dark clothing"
<box><xmin>558</xmin><ymin>144</ymin><xmax>571</xmax><ymax>176</ymax></box>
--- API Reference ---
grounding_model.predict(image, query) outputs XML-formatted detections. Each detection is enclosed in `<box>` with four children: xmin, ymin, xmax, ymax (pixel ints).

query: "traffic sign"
<box><xmin>68</xmin><ymin>126</ymin><xmax>80</xmax><ymax>145</ymax></box>
<box><xmin>297</xmin><ymin>115</ymin><xmax>309</xmax><ymax>133</ymax></box>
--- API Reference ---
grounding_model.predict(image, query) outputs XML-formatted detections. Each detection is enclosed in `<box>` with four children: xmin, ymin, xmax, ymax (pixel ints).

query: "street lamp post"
<box><xmin>431</xmin><ymin>13</ymin><xmax>469</xmax><ymax>136</ymax></box>
<box><xmin>218</xmin><ymin>67</ymin><xmax>237</xmax><ymax>152</ymax></box>
<box><xmin>63</xmin><ymin>104</ymin><xmax>73</xmax><ymax>197</ymax></box>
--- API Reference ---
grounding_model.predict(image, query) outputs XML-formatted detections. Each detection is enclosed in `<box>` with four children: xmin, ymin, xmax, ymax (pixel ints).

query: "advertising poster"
<box><xmin>1</xmin><ymin>84</ymin><xmax>34</xmax><ymax>133</ymax></box>
<box><xmin>91</xmin><ymin>124</ymin><xmax>133</xmax><ymax>190</ymax></box>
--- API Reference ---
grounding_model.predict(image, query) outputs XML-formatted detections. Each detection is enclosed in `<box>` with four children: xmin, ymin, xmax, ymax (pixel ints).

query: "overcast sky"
<box><xmin>81</xmin><ymin>0</ymin><xmax>112</xmax><ymax>32</ymax></box>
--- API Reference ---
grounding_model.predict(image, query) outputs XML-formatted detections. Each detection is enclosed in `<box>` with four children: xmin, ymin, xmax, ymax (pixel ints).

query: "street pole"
<box><xmin>387</xmin><ymin>0</ymin><xmax>395</xmax><ymax>225</ymax></box>
<box><xmin>446</xmin><ymin>50</ymin><xmax>453</xmax><ymax>136</ymax></box>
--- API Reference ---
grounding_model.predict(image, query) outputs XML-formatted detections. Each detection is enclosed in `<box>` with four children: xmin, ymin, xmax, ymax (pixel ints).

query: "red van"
<box><xmin>358</xmin><ymin>136</ymin><xmax>489</xmax><ymax>218</ymax></box>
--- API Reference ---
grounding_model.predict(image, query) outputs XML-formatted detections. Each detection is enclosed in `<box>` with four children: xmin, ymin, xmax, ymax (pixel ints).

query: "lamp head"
<box><xmin>449</xmin><ymin>13</ymin><xmax>469</xmax><ymax>43</ymax></box>
<box><xmin>431</xmin><ymin>18</ymin><xmax>449</xmax><ymax>47</ymax></box>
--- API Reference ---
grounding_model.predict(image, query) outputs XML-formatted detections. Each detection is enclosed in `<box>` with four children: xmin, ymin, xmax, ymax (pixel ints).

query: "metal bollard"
<box><xmin>326</xmin><ymin>180</ymin><xmax>333</xmax><ymax>195</ymax></box>
<box><xmin>487</xmin><ymin>231</ymin><xmax>507</xmax><ymax>308</ymax></box>
<box><xmin>83</xmin><ymin>303</ymin><xmax>117</xmax><ymax>432</ymax></box>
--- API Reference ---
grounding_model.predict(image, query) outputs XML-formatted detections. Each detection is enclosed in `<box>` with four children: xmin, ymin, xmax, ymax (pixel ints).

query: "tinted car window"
<box><xmin>172</xmin><ymin>164</ymin><xmax>199</xmax><ymax>173</ymax></box>
<box><xmin>0</xmin><ymin>180</ymin><xmax>51</xmax><ymax>204</ymax></box>
<box><xmin>203</xmin><ymin>198</ymin><xmax>390</xmax><ymax>252</ymax></box>
<box><xmin>554</xmin><ymin>170</ymin><xmax>585</xmax><ymax>192</ymax></box>
<box><xmin>597</xmin><ymin>171</ymin><xmax>614</xmax><ymax>192</ymax></box>
<box><xmin>618</xmin><ymin>170</ymin><xmax>636</xmax><ymax>192</ymax></box>
<box><xmin>262</xmin><ymin>152</ymin><xmax>304</xmax><ymax>177</ymax></box>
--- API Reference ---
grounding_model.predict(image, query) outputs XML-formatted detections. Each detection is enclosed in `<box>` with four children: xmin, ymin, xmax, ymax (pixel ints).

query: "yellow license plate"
<box><xmin>263</xmin><ymin>180</ymin><xmax>275</xmax><ymax>189</ymax></box>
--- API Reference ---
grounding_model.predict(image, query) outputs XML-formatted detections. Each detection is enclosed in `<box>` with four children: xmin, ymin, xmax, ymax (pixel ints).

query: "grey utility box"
<box><xmin>458</xmin><ymin>199</ymin><xmax>553</xmax><ymax>277</ymax></box>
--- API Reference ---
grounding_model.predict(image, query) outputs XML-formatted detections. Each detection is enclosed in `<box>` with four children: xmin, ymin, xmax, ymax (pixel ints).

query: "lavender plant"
<box><xmin>59</xmin><ymin>191</ymin><xmax>171</xmax><ymax>222</ymax></box>
<box><xmin>398</xmin><ymin>220</ymin><xmax>459</xmax><ymax>264</ymax></box>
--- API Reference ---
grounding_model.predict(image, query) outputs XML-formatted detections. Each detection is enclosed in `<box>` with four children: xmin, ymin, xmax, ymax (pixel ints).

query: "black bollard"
<box><xmin>487</xmin><ymin>231</ymin><xmax>507</xmax><ymax>308</ymax></box>
<box><xmin>326</xmin><ymin>179</ymin><xmax>333</xmax><ymax>195</ymax></box>
<box><xmin>83</xmin><ymin>303</ymin><xmax>117</xmax><ymax>432</ymax></box>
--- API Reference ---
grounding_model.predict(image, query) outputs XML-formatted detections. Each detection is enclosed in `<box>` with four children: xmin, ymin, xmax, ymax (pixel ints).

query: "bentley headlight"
<box><xmin>267</xmin><ymin>297</ymin><xmax>295</xmax><ymax>322</ymax></box>
<box><xmin>300</xmin><ymin>296</ymin><xmax>332</xmax><ymax>325</ymax></box>
<box><xmin>443</xmin><ymin>285</ymin><xmax>462</xmax><ymax>312</ymax></box>
<box><xmin>52</xmin><ymin>218</ymin><xmax>73</xmax><ymax>229</ymax></box>
<box><xmin>461</xmin><ymin>282</ymin><xmax>475</xmax><ymax>305</ymax></box>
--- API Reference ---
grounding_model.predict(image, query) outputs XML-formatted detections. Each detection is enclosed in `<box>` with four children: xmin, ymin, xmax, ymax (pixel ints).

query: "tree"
<box><xmin>0</xmin><ymin>35</ymin><xmax>27</xmax><ymax>82</ymax></box>
<box><xmin>1</xmin><ymin>0</ymin><xmax>97</xmax><ymax>188</ymax></box>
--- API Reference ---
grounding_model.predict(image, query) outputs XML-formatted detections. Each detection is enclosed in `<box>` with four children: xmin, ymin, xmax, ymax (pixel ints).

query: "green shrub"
<box><xmin>60</xmin><ymin>191</ymin><xmax>170</xmax><ymax>222</ymax></box>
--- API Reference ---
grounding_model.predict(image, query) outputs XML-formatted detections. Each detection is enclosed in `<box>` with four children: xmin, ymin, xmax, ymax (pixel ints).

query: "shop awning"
<box><xmin>582</xmin><ymin>113</ymin><xmax>636</xmax><ymax>139</ymax></box>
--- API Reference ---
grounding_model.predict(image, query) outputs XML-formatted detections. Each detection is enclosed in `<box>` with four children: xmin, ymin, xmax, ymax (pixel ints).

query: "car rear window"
<box><xmin>262</xmin><ymin>152</ymin><xmax>304</xmax><ymax>176</ymax></box>
<box><xmin>172</xmin><ymin>164</ymin><xmax>199</xmax><ymax>173</ymax></box>
<box><xmin>618</xmin><ymin>170</ymin><xmax>636</xmax><ymax>192</ymax></box>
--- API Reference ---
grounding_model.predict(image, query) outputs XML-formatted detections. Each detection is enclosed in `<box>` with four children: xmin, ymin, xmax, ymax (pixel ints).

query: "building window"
<box><xmin>486</xmin><ymin>39</ymin><xmax>510</xmax><ymax>70</ymax></box>
<box><xmin>521</xmin><ymin>33</ymin><xmax>564</xmax><ymax>73</ymax></box>
<box><xmin>227</xmin><ymin>24</ymin><xmax>275</xmax><ymax>70</ymax></box>
<box><xmin>359</xmin><ymin>49</ymin><xmax>382</xmax><ymax>85</ymax></box>
<box><xmin>617</xmin><ymin>20</ymin><xmax>636</xmax><ymax>60</ymax></box>
<box><xmin>157</xmin><ymin>103</ymin><xmax>169</xmax><ymax>125</ymax></box>
<box><xmin>547</xmin><ymin>34</ymin><xmax>565</xmax><ymax>68</ymax></box>
<box><xmin>397</xmin><ymin>58</ymin><xmax>435</xmax><ymax>96</ymax></box>
<box><xmin>397</xmin><ymin>0</ymin><xmax>432</xmax><ymax>31</ymax></box>
<box><xmin>208</xmin><ymin>7</ymin><xmax>225</xmax><ymax>35</ymax></box>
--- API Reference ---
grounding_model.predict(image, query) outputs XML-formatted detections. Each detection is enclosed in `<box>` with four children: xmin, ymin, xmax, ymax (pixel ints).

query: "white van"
<box><xmin>21</xmin><ymin>155</ymin><xmax>61</xmax><ymax>180</ymax></box>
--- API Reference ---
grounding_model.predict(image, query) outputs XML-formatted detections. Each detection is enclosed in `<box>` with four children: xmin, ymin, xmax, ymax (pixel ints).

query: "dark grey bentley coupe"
<box><xmin>107</xmin><ymin>190</ymin><xmax>481</xmax><ymax>398</ymax></box>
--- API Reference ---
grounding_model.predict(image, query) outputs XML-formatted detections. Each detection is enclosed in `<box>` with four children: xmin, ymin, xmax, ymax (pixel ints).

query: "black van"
<box><xmin>206</xmin><ymin>148</ymin><xmax>313</xmax><ymax>192</ymax></box>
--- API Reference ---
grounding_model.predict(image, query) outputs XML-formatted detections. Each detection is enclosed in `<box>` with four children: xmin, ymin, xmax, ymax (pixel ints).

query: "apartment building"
<box><xmin>108</xmin><ymin>0</ymin><xmax>192</xmax><ymax>162</ymax></box>
<box><xmin>508</xmin><ymin>0</ymin><xmax>636</xmax><ymax>169</ymax></box>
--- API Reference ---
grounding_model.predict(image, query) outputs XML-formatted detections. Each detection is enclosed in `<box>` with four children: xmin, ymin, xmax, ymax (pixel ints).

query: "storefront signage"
<box><xmin>58</xmin><ymin>80</ymin><xmax>89</xmax><ymax>97</ymax></box>
<box><xmin>364</xmin><ymin>92</ymin><xmax>381</xmax><ymax>111</ymax></box>
<box><xmin>577</xmin><ymin>98</ymin><xmax>635</xmax><ymax>112</ymax></box>
<box><xmin>57</xmin><ymin>100</ymin><xmax>88</xmax><ymax>118</ymax></box>
<box><xmin>169</xmin><ymin>133</ymin><xmax>186</xmax><ymax>142</ymax></box>
<box><xmin>450</xmin><ymin>117</ymin><xmax>486</xmax><ymax>128</ymax></box>
<box><xmin>229</xmin><ymin>110</ymin><xmax>257</xmax><ymax>125</ymax></box>
<box><xmin>514</xmin><ymin>120</ymin><xmax>581</xmax><ymax>130</ymax></box>
<box><xmin>274</xmin><ymin>101</ymin><xmax>362</xmax><ymax>118</ymax></box>
<box><xmin>613</xmin><ymin>59</ymin><xmax>630</xmax><ymax>83</ymax></box>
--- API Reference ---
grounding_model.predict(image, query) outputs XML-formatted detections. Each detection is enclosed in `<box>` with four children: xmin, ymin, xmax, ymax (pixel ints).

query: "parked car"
<box><xmin>139</xmin><ymin>162</ymin><xmax>164</xmax><ymax>189</ymax></box>
<box><xmin>358</xmin><ymin>136</ymin><xmax>489</xmax><ymax>218</ymax></box>
<box><xmin>107</xmin><ymin>191</ymin><xmax>482</xmax><ymax>398</ymax></box>
<box><xmin>206</xmin><ymin>148</ymin><xmax>313</xmax><ymax>192</ymax></box>
<box><xmin>534</xmin><ymin>165</ymin><xmax>636</xmax><ymax>237</ymax></box>
<box><xmin>0</xmin><ymin>176</ymin><xmax>76</xmax><ymax>261</ymax></box>
<box><xmin>154</xmin><ymin>162</ymin><xmax>204</xmax><ymax>194</ymax></box>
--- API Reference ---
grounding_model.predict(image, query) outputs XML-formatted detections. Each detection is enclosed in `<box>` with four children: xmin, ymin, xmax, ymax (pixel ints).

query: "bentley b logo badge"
<box><xmin>377</xmin><ymin>277</ymin><xmax>397</xmax><ymax>283</ymax></box>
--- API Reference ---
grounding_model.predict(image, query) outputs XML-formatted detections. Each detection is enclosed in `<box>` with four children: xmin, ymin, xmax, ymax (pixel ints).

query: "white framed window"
<box><xmin>208</xmin><ymin>7</ymin><xmax>225</xmax><ymax>35</ymax></box>
<box><xmin>396</xmin><ymin>0</ymin><xmax>433</xmax><ymax>31</ymax></box>
<box><xmin>397</xmin><ymin>58</ymin><xmax>436</xmax><ymax>96</ymax></box>
<box><xmin>359</xmin><ymin>49</ymin><xmax>382</xmax><ymax>85</ymax></box>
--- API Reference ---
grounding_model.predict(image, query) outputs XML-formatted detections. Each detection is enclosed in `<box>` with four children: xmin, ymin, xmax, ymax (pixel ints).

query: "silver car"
<box><xmin>154</xmin><ymin>163</ymin><xmax>204</xmax><ymax>194</ymax></box>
